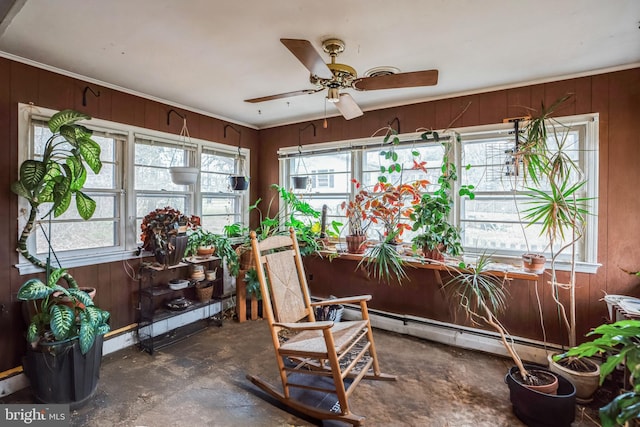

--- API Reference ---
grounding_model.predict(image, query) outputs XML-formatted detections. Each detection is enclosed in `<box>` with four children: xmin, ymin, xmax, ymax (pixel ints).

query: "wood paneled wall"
<box><xmin>1</xmin><ymin>59</ymin><xmax>638</xmax><ymax>372</ymax></box>
<box><xmin>0</xmin><ymin>58</ymin><xmax>259</xmax><ymax>371</ymax></box>
<box><xmin>259</xmin><ymin>68</ymin><xmax>640</xmax><ymax>347</ymax></box>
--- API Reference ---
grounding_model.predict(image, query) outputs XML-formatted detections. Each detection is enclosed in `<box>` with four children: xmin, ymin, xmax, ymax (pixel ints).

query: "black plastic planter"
<box><xmin>22</xmin><ymin>334</ymin><xmax>104</xmax><ymax>410</ymax></box>
<box><xmin>505</xmin><ymin>364</ymin><xmax>576</xmax><ymax>427</ymax></box>
<box><xmin>291</xmin><ymin>176</ymin><xmax>309</xmax><ymax>189</ymax></box>
<box><xmin>229</xmin><ymin>176</ymin><xmax>249</xmax><ymax>191</ymax></box>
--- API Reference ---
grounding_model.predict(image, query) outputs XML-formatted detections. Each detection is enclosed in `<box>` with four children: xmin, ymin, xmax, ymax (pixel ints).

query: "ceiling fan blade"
<box><xmin>244</xmin><ymin>88</ymin><xmax>321</xmax><ymax>103</ymax></box>
<box><xmin>280</xmin><ymin>38</ymin><xmax>334</xmax><ymax>80</ymax></box>
<box><xmin>353</xmin><ymin>69</ymin><xmax>439</xmax><ymax>91</ymax></box>
<box><xmin>335</xmin><ymin>93</ymin><xmax>363</xmax><ymax>120</ymax></box>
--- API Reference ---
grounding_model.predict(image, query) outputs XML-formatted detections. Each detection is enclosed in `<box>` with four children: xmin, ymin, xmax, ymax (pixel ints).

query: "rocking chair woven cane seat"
<box><xmin>245</xmin><ymin>228</ymin><xmax>396</xmax><ymax>426</ymax></box>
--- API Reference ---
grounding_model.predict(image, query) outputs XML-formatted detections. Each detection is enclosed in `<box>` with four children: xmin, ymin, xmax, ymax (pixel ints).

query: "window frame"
<box><xmin>16</xmin><ymin>103</ymin><xmax>250</xmax><ymax>274</ymax></box>
<box><xmin>279</xmin><ymin>115</ymin><xmax>600</xmax><ymax>273</ymax></box>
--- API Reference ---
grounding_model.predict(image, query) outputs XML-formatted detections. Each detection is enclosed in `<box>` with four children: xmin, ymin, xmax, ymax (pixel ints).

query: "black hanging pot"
<box><xmin>229</xmin><ymin>176</ymin><xmax>249</xmax><ymax>191</ymax></box>
<box><xmin>291</xmin><ymin>176</ymin><xmax>309</xmax><ymax>189</ymax></box>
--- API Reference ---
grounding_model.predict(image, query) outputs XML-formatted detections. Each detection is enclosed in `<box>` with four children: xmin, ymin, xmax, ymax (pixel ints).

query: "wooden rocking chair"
<box><xmin>246</xmin><ymin>228</ymin><xmax>396</xmax><ymax>426</ymax></box>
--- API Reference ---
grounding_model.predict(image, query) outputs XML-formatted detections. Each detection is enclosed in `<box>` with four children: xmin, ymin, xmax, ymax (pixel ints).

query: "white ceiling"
<box><xmin>0</xmin><ymin>0</ymin><xmax>638</xmax><ymax>129</ymax></box>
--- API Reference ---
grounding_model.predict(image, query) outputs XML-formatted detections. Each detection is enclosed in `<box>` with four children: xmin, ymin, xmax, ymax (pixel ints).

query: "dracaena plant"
<box><xmin>12</xmin><ymin>109</ymin><xmax>110</xmax><ymax>353</ymax></box>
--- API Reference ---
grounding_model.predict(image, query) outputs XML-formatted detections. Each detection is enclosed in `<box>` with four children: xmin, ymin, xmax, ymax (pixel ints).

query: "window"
<box><xmin>28</xmin><ymin>119</ymin><xmax>125</xmax><ymax>256</ymax></box>
<box><xmin>279</xmin><ymin>115</ymin><xmax>599</xmax><ymax>272</ymax></box>
<box><xmin>284</xmin><ymin>152</ymin><xmax>352</xmax><ymax>227</ymax></box>
<box><xmin>458</xmin><ymin>117</ymin><xmax>598</xmax><ymax>268</ymax></box>
<box><xmin>200</xmin><ymin>149</ymin><xmax>244</xmax><ymax>233</ymax></box>
<box><xmin>134</xmin><ymin>136</ymin><xmax>194</xmax><ymax>235</ymax></box>
<box><xmin>17</xmin><ymin>104</ymin><xmax>249</xmax><ymax>274</ymax></box>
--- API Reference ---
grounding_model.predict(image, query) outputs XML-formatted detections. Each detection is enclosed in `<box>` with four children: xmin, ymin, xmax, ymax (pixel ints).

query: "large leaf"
<box><xmin>75</xmin><ymin>191</ymin><xmax>96</xmax><ymax>220</ymax></box>
<box><xmin>18</xmin><ymin>160</ymin><xmax>47</xmax><ymax>191</ymax></box>
<box><xmin>48</xmin><ymin>110</ymin><xmax>90</xmax><ymax>133</ymax></box>
<box><xmin>52</xmin><ymin>178</ymin><xmax>72</xmax><ymax>217</ymax></box>
<box><xmin>11</xmin><ymin>181</ymin><xmax>33</xmax><ymax>202</ymax></box>
<box><xmin>78</xmin><ymin>137</ymin><xmax>102</xmax><ymax>174</ymax></box>
<box><xmin>47</xmin><ymin>267</ymin><xmax>67</xmax><ymax>288</ymax></box>
<box><xmin>26</xmin><ymin>320</ymin><xmax>41</xmax><ymax>344</ymax></box>
<box><xmin>67</xmin><ymin>287</ymin><xmax>94</xmax><ymax>307</ymax></box>
<box><xmin>49</xmin><ymin>304</ymin><xmax>75</xmax><ymax>340</ymax></box>
<box><xmin>17</xmin><ymin>279</ymin><xmax>54</xmax><ymax>300</ymax></box>
<box><xmin>78</xmin><ymin>311</ymin><xmax>97</xmax><ymax>354</ymax></box>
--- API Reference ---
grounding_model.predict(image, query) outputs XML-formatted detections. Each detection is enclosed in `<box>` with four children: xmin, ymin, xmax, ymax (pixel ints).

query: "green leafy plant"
<box><xmin>515</xmin><ymin>93</ymin><xmax>594</xmax><ymax>348</ymax></box>
<box><xmin>12</xmin><ymin>109</ymin><xmax>110</xmax><ymax>353</ymax></box>
<box><xmin>186</xmin><ymin>228</ymin><xmax>218</xmax><ymax>256</ymax></box>
<box><xmin>411</xmin><ymin>132</ymin><xmax>472</xmax><ymax>259</ymax></box>
<box><xmin>18</xmin><ymin>268</ymin><xmax>110</xmax><ymax>354</ymax></box>
<box><xmin>186</xmin><ymin>228</ymin><xmax>240</xmax><ymax>277</ymax></box>
<box><xmin>554</xmin><ymin>320</ymin><xmax>640</xmax><ymax>427</ymax></box>
<box><xmin>411</xmin><ymin>193</ymin><xmax>462</xmax><ymax>258</ymax></box>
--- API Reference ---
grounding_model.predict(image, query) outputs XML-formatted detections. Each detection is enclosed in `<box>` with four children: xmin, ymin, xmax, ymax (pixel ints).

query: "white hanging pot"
<box><xmin>170</xmin><ymin>166</ymin><xmax>199</xmax><ymax>185</ymax></box>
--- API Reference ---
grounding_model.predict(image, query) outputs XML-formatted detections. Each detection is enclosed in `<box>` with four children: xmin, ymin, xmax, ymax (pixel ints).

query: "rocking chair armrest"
<box><xmin>310</xmin><ymin>295</ymin><xmax>372</xmax><ymax>306</ymax></box>
<box><xmin>274</xmin><ymin>321</ymin><xmax>334</xmax><ymax>331</ymax></box>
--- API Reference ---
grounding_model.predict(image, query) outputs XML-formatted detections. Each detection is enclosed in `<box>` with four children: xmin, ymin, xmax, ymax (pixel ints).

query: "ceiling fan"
<box><xmin>245</xmin><ymin>38</ymin><xmax>439</xmax><ymax>120</ymax></box>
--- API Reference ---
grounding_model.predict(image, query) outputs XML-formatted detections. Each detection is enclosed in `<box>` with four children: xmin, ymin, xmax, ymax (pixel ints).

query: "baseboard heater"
<box><xmin>340</xmin><ymin>303</ymin><xmax>564</xmax><ymax>366</ymax></box>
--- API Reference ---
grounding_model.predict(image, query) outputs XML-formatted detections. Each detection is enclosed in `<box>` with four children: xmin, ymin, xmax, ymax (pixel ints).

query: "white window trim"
<box><xmin>15</xmin><ymin>103</ymin><xmax>250</xmax><ymax>275</ymax></box>
<box><xmin>278</xmin><ymin>117</ymin><xmax>600</xmax><ymax>274</ymax></box>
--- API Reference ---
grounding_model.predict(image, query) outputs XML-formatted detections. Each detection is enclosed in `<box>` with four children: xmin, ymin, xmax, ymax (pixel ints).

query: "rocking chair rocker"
<box><xmin>246</xmin><ymin>228</ymin><xmax>396</xmax><ymax>426</ymax></box>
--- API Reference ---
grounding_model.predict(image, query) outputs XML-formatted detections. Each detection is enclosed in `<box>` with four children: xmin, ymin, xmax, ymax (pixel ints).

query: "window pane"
<box><xmin>289</xmin><ymin>153</ymin><xmax>351</xmax><ymax>194</ymax></box>
<box><xmin>201</xmin><ymin>152</ymin><xmax>235</xmax><ymax>174</ymax></box>
<box><xmin>36</xmin><ymin>220</ymin><xmax>118</xmax><ymax>253</ymax></box>
<box><xmin>201</xmin><ymin>215</ymin><xmax>240</xmax><ymax>234</ymax></box>
<box><xmin>136</xmin><ymin>196</ymin><xmax>187</xmax><ymax>218</ymax></box>
<box><xmin>135</xmin><ymin>165</ymin><xmax>187</xmax><ymax>191</ymax></box>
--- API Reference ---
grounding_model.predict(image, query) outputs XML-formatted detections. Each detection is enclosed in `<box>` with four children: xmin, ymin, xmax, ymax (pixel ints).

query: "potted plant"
<box><xmin>411</xmin><ymin>193</ymin><xmax>462</xmax><ymax>261</ymax></box>
<box><xmin>354</xmin><ymin>126</ymin><xmax>430</xmax><ymax>283</ymax></box>
<box><xmin>444</xmin><ymin>254</ymin><xmax>576</xmax><ymax>426</ymax></box>
<box><xmin>514</xmin><ymin>94</ymin><xmax>599</xmax><ymax>399</ymax></box>
<box><xmin>140</xmin><ymin>206</ymin><xmax>200</xmax><ymax>266</ymax></box>
<box><xmin>357</xmin><ymin>178</ymin><xmax>426</xmax><ymax>283</ymax></box>
<box><xmin>555</xmin><ymin>319</ymin><xmax>640</xmax><ymax>427</ymax></box>
<box><xmin>341</xmin><ymin>180</ymin><xmax>369</xmax><ymax>254</ymax></box>
<box><xmin>11</xmin><ymin>109</ymin><xmax>110</xmax><ymax>408</ymax></box>
<box><xmin>235</xmin><ymin>184</ymin><xmax>322</xmax><ymax>299</ymax></box>
<box><xmin>186</xmin><ymin>228</ymin><xmax>218</xmax><ymax>257</ymax></box>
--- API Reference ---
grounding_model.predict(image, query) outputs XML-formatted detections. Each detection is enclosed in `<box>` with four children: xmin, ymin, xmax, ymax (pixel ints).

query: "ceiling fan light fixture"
<box><xmin>327</xmin><ymin>87</ymin><xmax>340</xmax><ymax>103</ymax></box>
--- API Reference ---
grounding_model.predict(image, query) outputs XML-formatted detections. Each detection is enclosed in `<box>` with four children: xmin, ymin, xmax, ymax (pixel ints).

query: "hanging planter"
<box><xmin>224</xmin><ymin>124</ymin><xmax>249</xmax><ymax>191</ymax></box>
<box><xmin>230</xmin><ymin>175</ymin><xmax>249</xmax><ymax>191</ymax></box>
<box><xmin>168</xmin><ymin>110</ymin><xmax>199</xmax><ymax>185</ymax></box>
<box><xmin>292</xmin><ymin>176</ymin><xmax>309</xmax><ymax>189</ymax></box>
<box><xmin>170</xmin><ymin>166</ymin><xmax>199</xmax><ymax>185</ymax></box>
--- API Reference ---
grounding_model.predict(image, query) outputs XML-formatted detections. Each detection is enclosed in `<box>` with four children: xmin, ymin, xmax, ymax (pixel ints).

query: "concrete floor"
<box><xmin>3</xmin><ymin>318</ymin><xmax>604</xmax><ymax>427</ymax></box>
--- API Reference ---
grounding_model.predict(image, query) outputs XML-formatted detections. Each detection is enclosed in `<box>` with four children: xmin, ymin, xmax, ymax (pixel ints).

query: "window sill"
<box><xmin>461</xmin><ymin>252</ymin><xmax>602</xmax><ymax>275</ymax></box>
<box><xmin>15</xmin><ymin>249</ymin><xmax>146</xmax><ymax>275</ymax></box>
<box><xmin>319</xmin><ymin>250</ymin><xmax>540</xmax><ymax>281</ymax></box>
<box><xmin>319</xmin><ymin>247</ymin><xmax>602</xmax><ymax>279</ymax></box>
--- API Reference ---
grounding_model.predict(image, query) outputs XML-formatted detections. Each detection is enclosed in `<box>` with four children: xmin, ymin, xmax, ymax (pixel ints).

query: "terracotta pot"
<box><xmin>422</xmin><ymin>244</ymin><xmax>445</xmax><ymax>262</ymax></box>
<box><xmin>197</xmin><ymin>246</ymin><xmax>215</xmax><ymax>256</ymax></box>
<box><xmin>547</xmin><ymin>354</ymin><xmax>600</xmax><ymax>403</ymax></box>
<box><xmin>345</xmin><ymin>235</ymin><xmax>366</xmax><ymax>254</ymax></box>
<box><xmin>524</xmin><ymin>369</ymin><xmax>559</xmax><ymax>395</ymax></box>
<box><xmin>522</xmin><ymin>253</ymin><xmax>546</xmax><ymax>274</ymax></box>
